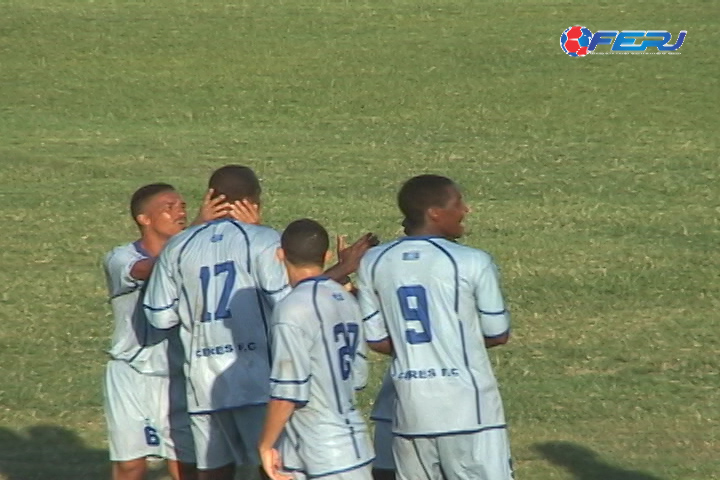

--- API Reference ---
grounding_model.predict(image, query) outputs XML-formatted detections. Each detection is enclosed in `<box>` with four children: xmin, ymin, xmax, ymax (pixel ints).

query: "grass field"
<box><xmin>0</xmin><ymin>0</ymin><xmax>717</xmax><ymax>478</ymax></box>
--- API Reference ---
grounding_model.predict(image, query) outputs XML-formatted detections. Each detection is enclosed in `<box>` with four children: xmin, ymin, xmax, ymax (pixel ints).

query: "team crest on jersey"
<box><xmin>402</xmin><ymin>251</ymin><xmax>420</xmax><ymax>260</ymax></box>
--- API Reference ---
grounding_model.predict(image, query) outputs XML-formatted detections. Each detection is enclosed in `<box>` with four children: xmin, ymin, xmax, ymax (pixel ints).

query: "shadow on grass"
<box><xmin>534</xmin><ymin>441</ymin><xmax>664</xmax><ymax>480</ymax></box>
<box><xmin>0</xmin><ymin>425</ymin><xmax>169</xmax><ymax>480</ymax></box>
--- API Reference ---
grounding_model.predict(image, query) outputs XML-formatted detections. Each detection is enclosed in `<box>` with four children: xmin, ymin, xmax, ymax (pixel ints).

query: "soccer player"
<box><xmin>258</xmin><ymin>219</ymin><xmax>374</xmax><ymax>480</ymax></box>
<box><xmin>103</xmin><ymin>183</ymin><xmax>232</xmax><ymax>480</ymax></box>
<box><xmin>143</xmin><ymin>166</ymin><xmax>376</xmax><ymax>480</ymax></box>
<box><xmin>357</xmin><ymin>174</ymin><xmax>514</xmax><ymax>480</ymax></box>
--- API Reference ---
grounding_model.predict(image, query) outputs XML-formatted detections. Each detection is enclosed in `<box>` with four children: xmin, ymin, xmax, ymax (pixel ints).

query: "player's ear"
<box><xmin>136</xmin><ymin>213</ymin><xmax>151</xmax><ymax>227</ymax></box>
<box><xmin>276</xmin><ymin>247</ymin><xmax>285</xmax><ymax>262</ymax></box>
<box><xmin>426</xmin><ymin>206</ymin><xmax>441</xmax><ymax>224</ymax></box>
<box><xmin>323</xmin><ymin>249</ymin><xmax>332</xmax><ymax>264</ymax></box>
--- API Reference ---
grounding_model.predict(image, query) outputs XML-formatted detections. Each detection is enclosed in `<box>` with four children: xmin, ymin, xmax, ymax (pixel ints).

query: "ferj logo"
<box><xmin>560</xmin><ymin>26</ymin><xmax>686</xmax><ymax>57</ymax></box>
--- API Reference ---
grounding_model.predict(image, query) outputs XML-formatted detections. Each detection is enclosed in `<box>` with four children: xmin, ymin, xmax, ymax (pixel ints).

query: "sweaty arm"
<box><xmin>129</xmin><ymin>258</ymin><xmax>156</xmax><ymax>282</ymax></box>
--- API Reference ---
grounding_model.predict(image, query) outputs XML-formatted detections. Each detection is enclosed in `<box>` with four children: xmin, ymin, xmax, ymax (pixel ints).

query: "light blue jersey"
<box><xmin>143</xmin><ymin>219</ymin><xmax>289</xmax><ymax>413</ymax></box>
<box><xmin>358</xmin><ymin>236</ymin><xmax>510</xmax><ymax>437</ymax></box>
<box><xmin>104</xmin><ymin>241</ymin><xmax>177</xmax><ymax>376</ymax></box>
<box><xmin>270</xmin><ymin>276</ymin><xmax>374</xmax><ymax>478</ymax></box>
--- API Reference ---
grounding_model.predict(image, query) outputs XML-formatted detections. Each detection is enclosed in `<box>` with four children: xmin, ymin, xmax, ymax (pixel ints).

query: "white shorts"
<box><xmin>290</xmin><ymin>463</ymin><xmax>373</xmax><ymax>480</ymax></box>
<box><xmin>104</xmin><ymin>360</ymin><xmax>195</xmax><ymax>463</ymax></box>
<box><xmin>372</xmin><ymin>420</ymin><xmax>395</xmax><ymax>471</ymax></box>
<box><xmin>190</xmin><ymin>405</ymin><xmax>266</xmax><ymax>470</ymax></box>
<box><xmin>393</xmin><ymin>428</ymin><xmax>513</xmax><ymax>480</ymax></box>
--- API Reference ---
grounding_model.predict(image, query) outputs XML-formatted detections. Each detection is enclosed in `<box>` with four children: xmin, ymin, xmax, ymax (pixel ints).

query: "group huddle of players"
<box><xmin>103</xmin><ymin>165</ymin><xmax>513</xmax><ymax>480</ymax></box>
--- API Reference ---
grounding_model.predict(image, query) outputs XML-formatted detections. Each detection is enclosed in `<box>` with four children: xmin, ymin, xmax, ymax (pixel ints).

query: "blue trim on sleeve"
<box><xmin>262</xmin><ymin>284</ymin><xmax>289</xmax><ymax>295</ymax></box>
<box><xmin>361</xmin><ymin>311</ymin><xmax>379</xmax><ymax>322</ymax></box>
<box><xmin>143</xmin><ymin>299</ymin><xmax>179</xmax><ymax>311</ymax></box>
<box><xmin>270</xmin><ymin>376</ymin><xmax>311</xmax><ymax>385</ymax></box>
<box><xmin>479</xmin><ymin>308</ymin><xmax>507</xmax><ymax>316</ymax></box>
<box><xmin>270</xmin><ymin>395</ymin><xmax>308</xmax><ymax>407</ymax></box>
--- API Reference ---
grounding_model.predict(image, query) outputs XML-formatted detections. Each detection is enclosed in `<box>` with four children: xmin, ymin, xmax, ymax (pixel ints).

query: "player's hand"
<box><xmin>228</xmin><ymin>199</ymin><xmax>261</xmax><ymax>225</ymax></box>
<box><xmin>193</xmin><ymin>188</ymin><xmax>230</xmax><ymax>224</ymax></box>
<box><xmin>337</xmin><ymin>232</ymin><xmax>380</xmax><ymax>274</ymax></box>
<box><xmin>260</xmin><ymin>447</ymin><xmax>292</xmax><ymax>480</ymax></box>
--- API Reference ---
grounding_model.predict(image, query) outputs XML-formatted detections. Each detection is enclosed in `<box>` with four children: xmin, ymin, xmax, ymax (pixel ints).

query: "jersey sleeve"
<box><xmin>475</xmin><ymin>258</ymin><xmax>511</xmax><ymax>338</ymax></box>
<box><xmin>352</xmin><ymin>323</ymin><xmax>369</xmax><ymax>391</ymax></box>
<box><xmin>143</xmin><ymin>250</ymin><xmax>181</xmax><ymax>329</ymax></box>
<box><xmin>254</xmin><ymin>241</ymin><xmax>290</xmax><ymax>307</ymax></box>
<box><xmin>269</xmin><ymin>321</ymin><xmax>313</xmax><ymax>405</ymax></box>
<box><xmin>103</xmin><ymin>248</ymin><xmax>142</xmax><ymax>298</ymax></box>
<box><xmin>357</xmin><ymin>257</ymin><xmax>389</xmax><ymax>343</ymax></box>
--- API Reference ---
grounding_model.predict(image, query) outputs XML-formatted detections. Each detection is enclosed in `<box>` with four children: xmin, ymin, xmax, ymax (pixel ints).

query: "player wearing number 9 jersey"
<box><xmin>143</xmin><ymin>166</ymin><xmax>291</xmax><ymax>479</ymax></box>
<box><xmin>259</xmin><ymin>219</ymin><xmax>374</xmax><ymax>480</ymax></box>
<box><xmin>358</xmin><ymin>175</ymin><xmax>514</xmax><ymax>480</ymax></box>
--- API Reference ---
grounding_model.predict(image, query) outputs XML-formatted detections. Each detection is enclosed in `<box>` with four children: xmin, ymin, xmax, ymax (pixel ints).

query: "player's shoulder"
<box><xmin>442</xmin><ymin>239</ymin><xmax>495</xmax><ymax>266</ymax></box>
<box><xmin>359</xmin><ymin>239</ymin><xmax>403</xmax><ymax>269</ymax></box>
<box><xmin>274</xmin><ymin>282</ymin><xmax>319</xmax><ymax>325</ymax></box>
<box><xmin>104</xmin><ymin>241</ymin><xmax>143</xmax><ymax>266</ymax></box>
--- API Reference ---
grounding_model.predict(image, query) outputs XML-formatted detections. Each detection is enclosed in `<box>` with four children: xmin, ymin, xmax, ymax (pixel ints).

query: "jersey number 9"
<box><xmin>397</xmin><ymin>285</ymin><xmax>432</xmax><ymax>344</ymax></box>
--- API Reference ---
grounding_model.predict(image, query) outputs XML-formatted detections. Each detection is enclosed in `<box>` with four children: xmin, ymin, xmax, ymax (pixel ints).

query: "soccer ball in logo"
<box><xmin>560</xmin><ymin>26</ymin><xmax>593</xmax><ymax>57</ymax></box>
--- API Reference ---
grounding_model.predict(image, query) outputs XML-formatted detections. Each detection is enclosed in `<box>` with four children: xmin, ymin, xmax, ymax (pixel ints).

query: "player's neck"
<box><xmin>405</xmin><ymin>226</ymin><xmax>444</xmax><ymax>238</ymax></box>
<box><xmin>137</xmin><ymin>232</ymin><xmax>170</xmax><ymax>258</ymax></box>
<box><xmin>286</xmin><ymin>264</ymin><xmax>325</xmax><ymax>287</ymax></box>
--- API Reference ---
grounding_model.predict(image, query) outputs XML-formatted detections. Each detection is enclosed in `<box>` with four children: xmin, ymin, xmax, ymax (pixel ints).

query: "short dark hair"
<box><xmin>281</xmin><ymin>219</ymin><xmax>329</xmax><ymax>268</ymax></box>
<box><xmin>208</xmin><ymin>165</ymin><xmax>261</xmax><ymax>204</ymax></box>
<box><xmin>130</xmin><ymin>183</ymin><xmax>175</xmax><ymax>223</ymax></box>
<box><xmin>397</xmin><ymin>175</ymin><xmax>455</xmax><ymax>231</ymax></box>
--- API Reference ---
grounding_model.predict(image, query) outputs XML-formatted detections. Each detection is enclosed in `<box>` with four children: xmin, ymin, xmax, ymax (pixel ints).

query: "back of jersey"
<box><xmin>358</xmin><ymin>236</ymin><xmax>510</xmax><ymax>436</ymax></box>
<box><xmin>145</xmin><ymin>219</ymin><xmax>288</xmax><ymax>412</ymax></box>
<box><xmin>270</xmin><ymin>278</ymin><xmax>373</xmax><ymax>477</ymax></box>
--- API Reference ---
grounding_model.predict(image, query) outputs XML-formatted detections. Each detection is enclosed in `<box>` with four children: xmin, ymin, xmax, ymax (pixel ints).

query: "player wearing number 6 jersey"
<box><xmin>259</xmin><ymin>219</ymin><xmax>373</xmax><ymax>480</ymax></box>
<box><xmin>358</xmin><ymin>175</ymin><xmax>514</xmax><ymax>480</ymax></box>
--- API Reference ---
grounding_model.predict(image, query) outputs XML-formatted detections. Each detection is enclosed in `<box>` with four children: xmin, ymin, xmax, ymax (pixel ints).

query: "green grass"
<box><xmin>0</xmin><ymin>0</ymin><xmax>717</xmax><ymax>478</ymax></box>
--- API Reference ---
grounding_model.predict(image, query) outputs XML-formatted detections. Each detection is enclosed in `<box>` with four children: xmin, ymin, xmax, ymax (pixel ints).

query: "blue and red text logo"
<box><xmin>560</xmin><ymin>26</ymin><xmax>686</xmax><ymax>57</ymax></box>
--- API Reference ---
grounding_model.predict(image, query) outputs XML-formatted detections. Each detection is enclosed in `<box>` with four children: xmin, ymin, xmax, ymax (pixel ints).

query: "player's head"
<box><xmin>208</xmin><ymin>165</ymin><xmax>262</xmax><ymax>205</ymax></box>
<box><xmin>130</xmin><ymin>183</ymin><xmax>187</xmax><ymax>237</ymax></box>
<box><xmin>280</xmin><ymin>219</ymin><xmax>331</xmax><ymax>269</ymax></box>
<box><xmin>398</xmin><ymin>174</ymin><xmax>468</xmax><ymax>239</ymax></box>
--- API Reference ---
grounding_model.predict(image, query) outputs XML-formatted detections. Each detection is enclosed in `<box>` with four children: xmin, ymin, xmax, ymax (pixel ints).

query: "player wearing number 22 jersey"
<box><xmin>259</xmin><ymin>219</ymin><xmax>374</xmax><ymax>480</ymax></box>
<box><xmin>358</xmin><ymin>174</ymin><xmax>513</xmax><ymax>480</ymax></box>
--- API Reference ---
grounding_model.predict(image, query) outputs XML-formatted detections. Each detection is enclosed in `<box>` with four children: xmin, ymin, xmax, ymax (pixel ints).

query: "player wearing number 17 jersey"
<box><xmin>358</xmin><ymin>175</ymin><xmax>514</xmax><ymax>480</ymax></box>
<box><xmin>143</xmin><ymin>166</ymin><xmax>291</xmax><ymax>480</ymax></box>
<box><xmin>259</xmin><ymin>219</ymin><xmax>374</xmax><ymax>480</ymax></box>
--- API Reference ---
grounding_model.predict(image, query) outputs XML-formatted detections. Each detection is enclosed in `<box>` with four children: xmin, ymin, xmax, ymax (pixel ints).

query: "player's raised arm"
<box><xmin>475</xmin><ymin>256</ymin><xmax>511</xmax><ymax>348</ymax></box>
<box><xmin>104</xmin><ymin>248</ymin><xmax>150</xmax><ymax>298</ymax></box>
<box><xmin>325</xmin><ymin>232</ymin><xmax>379</xmax><ymax>283</ymax></box>
<box><xmin>143</xmin><ymin>251</ymin><xmax>181</xmax><ymax>329</ymax></box>
<box><xmin>191</xmin><ymin>188</ymin><xmax>230</xmax><ymax>225</ymax></box>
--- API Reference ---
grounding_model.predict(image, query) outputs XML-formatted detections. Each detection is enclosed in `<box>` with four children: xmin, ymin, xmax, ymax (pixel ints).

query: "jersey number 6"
<box><xmin>397</xmin><ymin>285</ymin><xmax>432</xmax><ymax>344</ymax></box>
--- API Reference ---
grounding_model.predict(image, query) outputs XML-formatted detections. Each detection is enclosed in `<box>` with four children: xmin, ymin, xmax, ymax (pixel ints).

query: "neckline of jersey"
<box><xmin>295</xmin><ymin>275</ymin><xmax>331</xmax><ymax>286</ymax></box>
<box><xmin>400</xmin><ymin>235</ymin><xmax>445</xmax><ymax>241</ymax></box>
<box><xmin>133</xmin><ymin>240</ymin><xmax>153</xmax><ymax>258</ymax></box>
